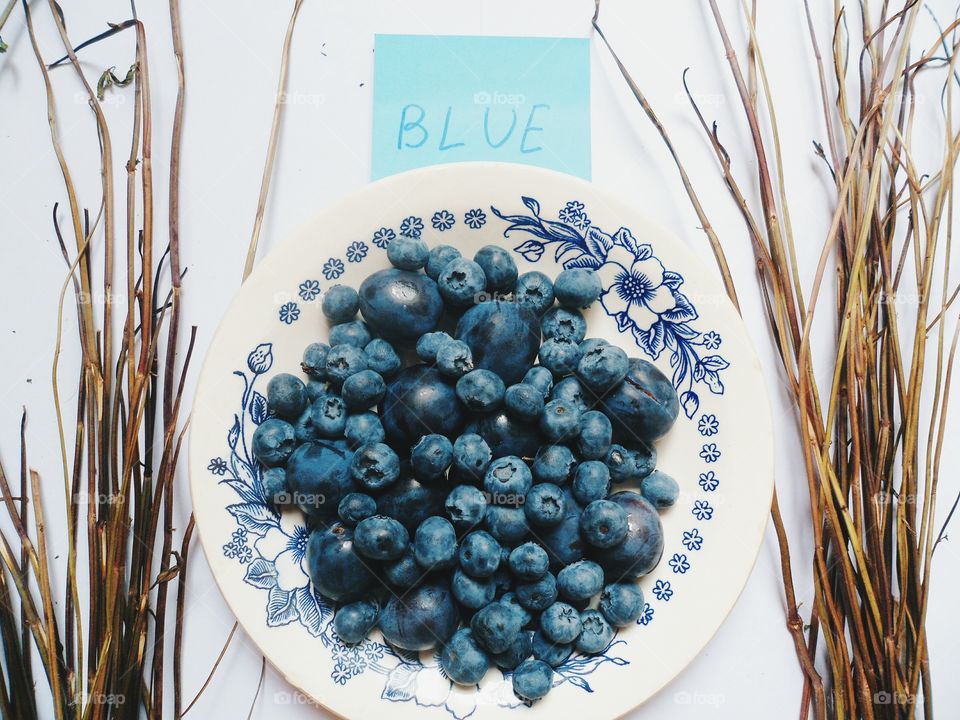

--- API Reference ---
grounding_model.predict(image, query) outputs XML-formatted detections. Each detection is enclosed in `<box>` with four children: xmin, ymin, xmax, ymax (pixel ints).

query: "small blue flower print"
<box><xmin>222</xmin><ymin>528</ymin><xmax>252</xmax><ymax>564</ymax></box>
<box><xmin>703</xmin><ymin>331</ymin><xmax>722</xmax><ymax>350</ymax></box>
<box><xmin>692</xmin><ymin>500</ymin><xmax>714</xmax><ymax>521</ymax></box>
<box><xmin>558</xmin><ymin>200</ymin><xmax>589</xmax><ymax>229</ymax></box>
<box><xmin>332</xmin><ymin>664</ymin><xmax>351</xmax><ymax>685</ymax></box>
<box><xmin>372</xmin><ymin>227</ymin><xmax>395</xmax><ymax>249</ymax></box>
<box><xmin>247</xmin><ymin>342</ymin><xmax>274</xmax><ymax>374</ymax></box>
<box><xmin>700</xmin><ymin>443</ymin><xmax>721</xmax><ymax>463</ymax></box>
<box><xmin>323</xmin><ymin>258</ymin><xmax>345</xmax><ymax>280</ymax></box>
<box><xmin>652</xmin><ymin>579</ymin><xmax>673</xmax><ymax>602</ymax></box>
<box><xmin>431</xmin><ymin>210</ymin><xmax>455</xmax><ymax>231</ymax></box>
<box><xmin>298</xmin><ymin>279</ymin><xmax>321</xmax><ymax>301</ymax></box>
<box><xmin>362</xmin><ymin>641</ymin><xmax>383</xmax><ymax>662</ymax></box>
<box><xmin>399</xmin><ymin>216</ymin><xmax>423</xmax><ymax>237</ymax></box>
<box><xmin>346</xmin><ymin>241</ymin><xmax>368</xmax><ymax>263</ymax></box>
<box><xmin>669</xmin><ymin>553</ymin><xmax>691</xmax><ymax>574</ymax></box>
<box><xmin>207</xmin><ymin>457</ymin><xmax>228</xmax><ymax>476</ymax></box>
<box><xmin>682</xmin><ymin>529</ymin><xmax>704</xmax><ymax>551</ymax></box>
<box><xmin>637</xmin><ymin>602</ymin><xmax>654</xmax><ymax>626</ymax></box>
<box><xmin>278</xmin><ymin>302</ymin><xmax>300</xmax><ymax>325</ymax></box>
<box><xmin>698</xmin><ymin>471</ymin><xmax>719</xmax><ymax>492</ymax></box>
<box><xmin>464</xmin><ymin>208</ymin><xmax>487</xmax><ymax>229</ymax></box>
<box><xmin>698</xmin><ymin>414</ymin><xmax>719</xmax><ymax>436</ymax></box>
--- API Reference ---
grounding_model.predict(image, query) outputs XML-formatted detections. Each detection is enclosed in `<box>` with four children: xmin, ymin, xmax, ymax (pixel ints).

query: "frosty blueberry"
<box><xmin>553</xmin><ymin>268</ymin><xmax>601</xmax><ymax>309</ymax></box>
<box><xmin>321</xmin><ymin>284</ymin><xmax>359</xmax><ymax>323</ymax></box>
<box><xmin>266</xmin><ymin>372</ymin><xmax>307</xmax><ymax>420</ymax></box>
<box><xmin>387</xmin><ymin>235</ymin><xmax>429</xmax><ymax>270</ymax></box>
<box><xmin>473</xmin><ymin>245</ymin><xmax>518</xmax><ymax>292</ymax></box>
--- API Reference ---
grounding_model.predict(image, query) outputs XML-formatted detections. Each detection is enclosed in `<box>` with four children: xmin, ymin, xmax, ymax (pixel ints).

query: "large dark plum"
<box><xmin>589</xmin><ymin>491</ymin><xmax>663</xmax><ymax>580</ymax></box>
<box><xmin>455</xmin><ymin>300</ymin><xmax>541</xmax><ymax>385</ymax></box>
<box><xmin>599</xmin><ymin>358</ymin><xmax>679</xmax><ymax>445</ymax></box>
<box><xmin>540</xmin><ymin>489</ymin><xmax>584</xmax><ymax>571</ymax></box>
<box><xmin>306</xmin><ymin>523</ymin><xmax>376</xmax><ymax>602</ymax></box>
<box><xmin>465</xmin><ymin>412</ymin><xmax>543</xmax><ymax>459</ymax></box>
<box><xmin>359</xmin><ymin>268</ymin><xmax>443</xmax><ymax>344</ymax></box>
<box><xmin>285</xmin><ymin>439</ymin><xmax>355</xmax><ymax>519</ymax></box>
<box><xmin>376</xmin><ymin>477</ymin><xmax>446</xmax><ymax>532</ymax></box>
<box><xmin>379</xmin><ymin>365</ymin><xmax>465</xmax><ymax>447</ymax></box>
<box><xmin>378</xmin><ymin>583</ymin><xmax>460</xmax><ymax>650</ymax></box>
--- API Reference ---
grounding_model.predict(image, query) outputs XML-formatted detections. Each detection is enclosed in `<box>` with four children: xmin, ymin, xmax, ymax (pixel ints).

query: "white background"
<box><xmin>1</xmin><ymin>1</ymin><xmax>958</xmax><ymax>718</ymax></box>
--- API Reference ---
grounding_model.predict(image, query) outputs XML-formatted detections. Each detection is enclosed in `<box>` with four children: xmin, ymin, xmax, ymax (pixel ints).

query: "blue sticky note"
<box><xmin>372</xmin><ymin>34</ymin><xmax>591</xmax><ymax>180</ymax></box>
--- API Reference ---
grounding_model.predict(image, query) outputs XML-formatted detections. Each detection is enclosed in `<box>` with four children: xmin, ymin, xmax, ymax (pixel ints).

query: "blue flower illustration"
<box><xmin>431</xmin><ymin>210</ymin><xmax>455</xmax><ymax>231</ymax></box>
<box><xmin>323</xmin><ymin>258</ymin><xmax>345</xmax><ymax>280</ymax></box>
<box><xmin>669</xmin><ymin>553</ymin><xmax>691</xmax><ymax>574</ymax></box>
<box><xmin>464</xmin><ymin>208</ymin><xmax>487</xmax><ymax>229</ymax></box>
<box><xmin>700</xmin><ymin>443</ymin><xmax>721</xmax><ymax>463</ymax></box>
<box><xmin>682</xmin><ymin>529</ymin><xmax>704</xmax><ymax>551</ymax></box>
<box><xmin>372</xmin><ymin>227</ymin><xmax>395</xmax><ymax>249</ymax></box>
<box><xmin>698</xmin><ymin>414</ymin><xmax>719</xmax><ymax>436</ymax></box>
<box><xmin>223</xmin><ymin>528</ymin><xmax>252</xmax><ymax>564</ymax></box>
<box><xmin>637</xmin><ymin>602</ymin><xmax>654</xmax><ymax>625</ymax></box>
<box><xmin>698</xmin><ymin>471</ymin><xmax>719</xmax><ymax>491</ymax></box>
<box><xmin>298</xmin><ymin>279</ymin><xmax>321</xmax><ymax>301</ymax></box>
<box><xmin>652</xmin><ymin>579</ymin><xmax>673</xmax><ymax>602</ymax></box>
<box><xmin>558</xmin><ymin>200</ymin><xmax>589</xmax><ymax>229</ymax></box>
<box><xmin>362</xmin><ymin>641</ymin><xmax>384</xmax><ymax>661</ymax></box>
<box><xmin>703</xmin><ymin>331</ymin><xmax>722</xmax><ymax>350</ymax></box>
<box><xmin>278</xmin><ymin>302</ymin><xmax>300</xmax><ymax>324</ymax></box>
<box><xmin>332</xmin><ymin>664</ymin><xmax>351</xmax><ymax>685</ymax></box>
<box><xmin>346</xmin><ymin>241</ymin><xmax>369</xmax><ymax>263</ymax></box>
<box><xmin>692</xmin><ymin>500</ymin><xmax>714</xmax><ymax>521</ymax></box>
<box><xmin>207</xmin><ymin>457</ymin><xmax>228</xmax><ymax>476</ymax></box>
<box><xmin>247</xmin><ymin>343</ymin><xmax>274</xmax><ymax>374</ymax></box>
<box><xmin>399</xmin><ymin>216</ymin><xmax>423</xmax><ymax>237</ymax></box>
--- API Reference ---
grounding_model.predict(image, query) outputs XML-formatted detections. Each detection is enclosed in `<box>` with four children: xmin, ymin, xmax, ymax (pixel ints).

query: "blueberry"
<box><xmin>556</xmin><ymin>560</ymin><xmax>604</xmax><ymax>604</ymax></box>
<box><xmin>576</xmin><ymin>609</ymin><xmax>613</xmax><ymax>654</ymax></box>
<box><xmin>325</xmin><ymin>344</ymin><xmax>368</xmax><ymax>386</ymax></box>
<box><xmin>605</xmin><ymin>443</ymin><xmax>656</xmax><ymax>484</ymax></box>
<box><xmin>322</xmin><ymin>284</ymin><xmax>359</xmax><ymax>323</ymax></box>
<box><xmin>378</xmin><ymin>583</ymin><xmax>459</xmax><ymax>650</ymax></box>
<box><xmin>577</xmin><ymin>411</ymin><xmax>612</xmax><ymax>461</ymax></box>
<box><xmin>363</xmin><ymin>338</ymin><xmax>402</xmax><ymax>377</ymax></box>
<box><xmin>572</xmin><ymin>461</ymin><xmax>610</xmax><ymax>505</ymax></box>
<box><xmin>540</xmin><ymin>601</ymin><xmax>582</xmax><ymax>644</ymax></box>
<box><xmin>344</xmin><ymin>411</ymin><xmax>386</xmax><ymax>448</ymax></box>
<box><xmin>484</xmin><ymin>505</ymin><xmax>529</xmax><ymax>546</ymax></box>
<box><xmin>354</xmin><ymin>515</ymin><xmax>409</xmax><ymax>561</ymax></box>
<box><xmin>522</xmin><ymin>366</ymin><xmax>554</xmax><ymax>398</ymax></box>
<box><xmin>515</xmin><ymin>572</ymin><xmax>557</xmax><ymax>611</ymax></box>
<box><xmin>503</xmin><ymin>383</ymin><xmax>545</xmax><ymax>421</ymax></box>
<box><xmin>338</xmin><ymin>492</ymin><xmax>377</xmax><ymax>526</ymax></box>
<box><xmin>500</xmin><ymin>591</ymin><xmax>533</xmax><ymax>628</ymax></box>
<box><xmin>541</xmin><ymin>307</ymin><xmax>586</xmax><ymax>343</ymax></box>
<box><xmin>438</xmin><ymin>258</ymin><xmax>486</xmax><ymax>308</ymax></box>
<box><xmin>512</xmin><ymin>659</ymin><xmax>553</xmax><ymax>701</ymax></box>
<box><xmin>301</xmin><ymin>342</ymin><xmax>330</xmax><ymax>378</ymax></box>
<box><xmin>640</xmin><ymin>470</ymin><xmax>680</xmax><ymax>508</ymax></box>
<box><xmin>410</xmin><ymin>433</ymin><xmax>454</xmax><ymax>481</ymax></box>
<box><xmin>341</xmin><ymin>369</ymin><xmax>386</xmax><ymax>411</ymax></box>
<box><xmin>350</xmin><ymin>442</ymin><xmax>400</xmax><ymax>491</ymax></box>
<box><xmin>377</xmin><ymin>478</ymin><xmax>448</xmax><ymax>532</ymax></box>
<box><xmin>508</xmin><ymin>542</ymin><xmax>550</xmax><ymax>581</ymax></box>
<box><xmin>380</xmin><ymin>365</ymin><xmax>465</xmax><ymax>446</ymax></box>
<box><xmin>416</xmin><ymin>331</ymin><xmax>453</xmax><ymax>363</ymax></box>
<box><xmin>514</xmin><ymin>271</ymin><xmax>555</xmax><ymax>315</ymax></box>
<box><xmin>456</xmin><ymin>301</ymin><xmax>542</xmax><ymax>385</ymax></box>
<box><xmin>550</xmin><ymin>376</ymin><xmax>591</xmax><ymax>411</ymax></box>
<box><xmin>426</xmin><ymin>244</ymin><xmax>461</xmax><ymax>280</ymax></box>
<box><xmin>452</xmin><ymin>433</ymin><xmax>492</xmax><ymax>482</ymax></box>
<box><xmin>577</xmin><ymin>345</ymin><xmax>629</xmax><ymax>397</ymax></box>
<box><xmin>523</xmin><ymin>483</ymin><xmax>566</xmax><ymax>528</ymax></box>
<box><xmin>589</xmin><ymin>491</ymin><xmax>663</xmax><ymax>579</ymax></box>
<box><xmin>540</xmin><ymin>399</ymin><xmax>581</xmax><ymax>443</ymax></box>
<box><xmin>470</xmin><ymin>601</ymin><xmax>522</xmax><ymax>653</ymax></box>
<box><xmin>493</xmin><ymin>630</ymin><xmax>534</xmax><ymax>670</ymax></box>
<box><xmin>531</xmin><ymin>445</ymin><xmax>576</xmax><ymax>485</ymax></box>
<box><xmin>262</xmin><ymin>467</ymin><xmax>288</xmax><ymax>509</ymax></box>
<box><xmin>306</xmin><ymin>523</ymin><xmax>376</xmax><ymax>602</ymax></box>
<box><xmin>579</xmin><ymin>499</ymin><xmax>629</xmax><ymax>549</ymax></box>
<box><xmin>530</xmin><ymin>629</ymin><xmax>572</xmax><ymax>667</ymax></box>
<box><xmin>329</xmin><ymin>319</ymin><xmax>372</xmax><ymax>349</ymax></box>
<box><xmin>266</xmin><ymin>373</ymin><xmax>307</xmax><ymax>420</ymax></box>
<box><xmin>359</xmin><ymin>268</ymin><xmax>443</xmax><ymax>344</ymax></box>
<box><xmin>538</xmin><ymin>338</ymin><xmax>582</xmax><ymax>377</ymax></box>
<box><xmin>297</xmin><ymin>394</ymin><xmax>347</xmax><ymax>440</ymax></box>
<box><xmin>599</xmin><ymin>582</ymin><xmax>645</xmax><ymax>626</ymax></box>
<box><xmin>305</xmin><ymin>378</ymin><xmax>329</xmax><ymax>402</ymax></box>
<box><xmin>601</xmin><ymin>358</ymin><xmax>680</xmax><ymax>443</ymax></box>
<box><xmin>483</xmin><ymin>456</ymin><xmax>532</xmax><ymax>502</ymax></box>
<box><xmin>458</xmin><ymin>530</ymin><xmax>501</xmax><ymax>578</ymax></box>
<box><xmin>286</xmin><ymin>440</ymin><xmax>354</xmax><ymax>518</ymax></box>
<box><xmin>473</xmin><ymin>245</ymin><xmax>518</xmax><ymax>292</ymax></box>
<box><xmin>435</xmin><ymin>339</ymin><xmax>474</xmax><ymax>378</ymax></box>
<box><xmin>386</xmin><ymin>235</ymin><xmax>427</xmax><ymax>270</ymax></box>
<box><xmin>554</xmin><ymin>268</ymin><xmax>602</xmax><ymax>309</ymax></box>
<box><xmin>251</xmin><ymin>418</ymin><xmax>296</xmax><ymax>467</ymax></box>
<box><xmin>456</xmin><ymin>369</ymin><xmax>505</xmax><ymax>412</ymax></box>
<box><xmin>441</xmin><ymin>628</ymin><xmax>490</xmax><ymax>684</ymax></box>
<box><xmin>452</xmin><ymin>568</ymin><xmax>496</xmax><ymax>609</ymax></box>
<box><xmin>414</xmin><ymin>516</ymin><xmax>458</xmax><ymax>570</ymax></box>
<box><xmin>466</xmin><ymin>412</ymin><xmax>543</xmax><ymax>459</ymax></box>
<box><xmin>578</xmin><ymin>337</ymin><xmax>608</xmax><ymax>355</ymax></box>
<box><xmin>382</xmin><ymin>547</ymin><xmax>420</xmax><ymax>588</ymax></box>
<box><xmin>539</xmin><ymin>491</ymin><xmax>584</xmax><ymax>570</ymax></box>
<box><xmin>334</xmin><ymin>599</ymin><xmax>379</xmax><ymax>644</ymax></box>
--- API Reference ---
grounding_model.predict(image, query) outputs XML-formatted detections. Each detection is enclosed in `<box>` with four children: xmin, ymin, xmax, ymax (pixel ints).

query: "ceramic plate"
<box><xmin>189</xmin><ymin>162</ymin><xmax>773</xmax><ymax>719</ymax></box>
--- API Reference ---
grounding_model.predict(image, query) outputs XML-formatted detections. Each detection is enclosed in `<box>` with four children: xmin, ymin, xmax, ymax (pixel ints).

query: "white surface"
<box><xmin>0</xmin><ymin>1</ymin><xmax>957</xmax><ymax>718</ymax></box>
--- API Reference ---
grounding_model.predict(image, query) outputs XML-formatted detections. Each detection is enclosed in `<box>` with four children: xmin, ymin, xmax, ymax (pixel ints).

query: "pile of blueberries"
<box><xmin>251</xmin><ymin>235</ymin><xmax>681</xmax><ymax>702</ymax></box>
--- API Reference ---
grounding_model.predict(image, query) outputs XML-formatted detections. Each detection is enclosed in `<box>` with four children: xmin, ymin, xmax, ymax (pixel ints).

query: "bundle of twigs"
<box><xmin>597</xmin><ymin>1</ymin><xmax>959</xmax><ymax>717</ymax></box>
<box><xmin>0</xmin><ymin>1</ymin><xmax>196</xmax><ymax>718</ymax></box>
